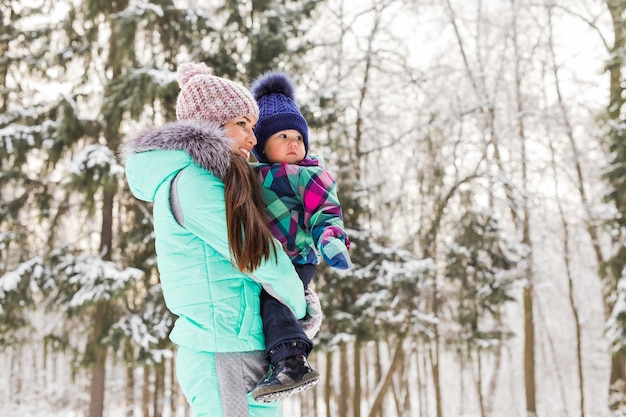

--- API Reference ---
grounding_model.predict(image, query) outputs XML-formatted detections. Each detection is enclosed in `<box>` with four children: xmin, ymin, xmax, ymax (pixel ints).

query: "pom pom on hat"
<box><xmin>251</xmin><ymin>71</ymin><xmax>309</xmax><ymax>163</ymax></box>
<box><xmin>177</xmin><ymin>62</ymin><xmax>213</xmax><ymax>87</ymax></box>
<box><xmin>175</xmin><ymin>62</ymin><xmax>258</xmax><ymax>126</ymax></box>
<box><xmin>251</xmin><ymin>72</ymin><xmax>296</xmax><ymax>102</ymax></box>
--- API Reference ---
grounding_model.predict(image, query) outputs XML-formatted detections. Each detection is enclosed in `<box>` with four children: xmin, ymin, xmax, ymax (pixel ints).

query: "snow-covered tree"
<box><xmin>1</xmin><ymin>0</ymin><xmax>323</xmax><ymax>416</ymax></box>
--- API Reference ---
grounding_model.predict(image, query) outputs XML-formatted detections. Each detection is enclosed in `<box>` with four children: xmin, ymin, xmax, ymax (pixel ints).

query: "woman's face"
<box><xmin>223</xmin><ymin>115</ymin><xmax>258</xmax><ymax>160</ymax></box>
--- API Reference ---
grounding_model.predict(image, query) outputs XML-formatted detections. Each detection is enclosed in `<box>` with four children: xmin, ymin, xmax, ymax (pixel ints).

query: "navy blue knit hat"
<box><xmin>251</xmin><ymin>72</ymin><xmax>309</xmax><ymax>163</ymax></box>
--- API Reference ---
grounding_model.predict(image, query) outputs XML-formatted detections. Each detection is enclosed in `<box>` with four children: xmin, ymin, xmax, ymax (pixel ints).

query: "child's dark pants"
<box><xmin>260</xmin><ymin>264</ymin><xmax>317</xmax><ymax>363</ymax></box>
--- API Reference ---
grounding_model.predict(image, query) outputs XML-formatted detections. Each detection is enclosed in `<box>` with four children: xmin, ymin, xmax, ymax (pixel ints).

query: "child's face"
<box><xmin>223</xmin><ymin>115</ymin><xmax>258</xmax><ymax>160</ymax></box>
<box><xmin>264</xmin><ymin>129</ymin><xmax>306</xmax><ymax>164</ymax></box>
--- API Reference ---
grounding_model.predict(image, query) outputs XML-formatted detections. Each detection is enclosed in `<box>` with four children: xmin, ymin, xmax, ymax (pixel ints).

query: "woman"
<box><xmin>120</xmin><ymin>62</ymin><xmax>307</xmax><ymax>417</ymax></box>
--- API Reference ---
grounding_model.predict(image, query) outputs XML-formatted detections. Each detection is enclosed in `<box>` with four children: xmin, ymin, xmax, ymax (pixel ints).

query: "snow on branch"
<box><xmin>67</xmin><ymin>143</ymin><xmax>124</xmax><ymax>179</ymax></box>
<box><xmin>52</xmin><ymin>253</ymin><xmax>143</xmax><ymax>309</ymax></box>
<box><xmin>0</xmin><ymin>257</ymin><xmax>46</xmax><ymax>313</ymax></box>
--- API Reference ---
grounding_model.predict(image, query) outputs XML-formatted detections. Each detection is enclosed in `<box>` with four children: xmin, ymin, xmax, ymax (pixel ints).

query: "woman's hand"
<box><xmin>299</xmin><ymin>288</ymin><xmax>322</xmax><ymax>339</ymax></box>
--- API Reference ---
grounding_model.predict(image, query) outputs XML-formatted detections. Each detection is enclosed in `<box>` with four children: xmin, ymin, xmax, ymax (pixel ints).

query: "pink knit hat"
<box><xmin>175</xmin><ymin>62</ymin><xmax>258</xmax><ymax>125</ymax></box>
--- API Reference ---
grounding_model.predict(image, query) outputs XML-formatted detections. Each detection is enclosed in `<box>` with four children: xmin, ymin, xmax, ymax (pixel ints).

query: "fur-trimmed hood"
<box><xmin>119</xmin><ymin>119</ymin><xmax>233</xmax><ymax>179</ymax></box>
<box><xmin>119</xmin><ymin>119</ymin><xmax>233</xmax><ymax>203</ymax></box>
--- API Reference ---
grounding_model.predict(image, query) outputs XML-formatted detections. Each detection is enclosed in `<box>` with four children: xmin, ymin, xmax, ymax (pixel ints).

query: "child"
<box><xmin>249</xmin><ymin>72</ymin><xmax>352</xmax><ymax>403</ymax></box>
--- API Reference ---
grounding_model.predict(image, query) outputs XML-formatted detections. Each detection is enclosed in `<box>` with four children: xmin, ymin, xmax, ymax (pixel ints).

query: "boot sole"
<box><xmin>252</xmin><ymin>371</ymin><xmax>320</xmax><ymax>403</ymax></box>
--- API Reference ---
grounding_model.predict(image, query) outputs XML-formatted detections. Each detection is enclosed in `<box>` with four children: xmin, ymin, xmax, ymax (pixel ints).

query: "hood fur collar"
<box><xmin>119</xmin><ymin>119</ymin><xmax>233</xmax><ymax>179</ymax></box>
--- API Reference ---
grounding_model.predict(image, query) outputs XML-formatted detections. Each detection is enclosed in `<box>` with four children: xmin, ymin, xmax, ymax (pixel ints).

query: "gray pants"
<box><xmin>176</xmin><ymin>346</ymin><xmax>282</xmax><ymax>417</ymax></box>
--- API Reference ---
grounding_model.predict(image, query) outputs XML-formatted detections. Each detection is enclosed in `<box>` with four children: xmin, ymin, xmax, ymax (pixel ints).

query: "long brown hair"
<box><xmin>223</xmin><ymin>155</ymin><xmax>277</xmax><ymax>272</ymax></box>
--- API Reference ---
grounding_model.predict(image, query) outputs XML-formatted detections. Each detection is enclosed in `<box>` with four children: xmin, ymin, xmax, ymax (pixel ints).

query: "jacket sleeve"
<box><xmin>176</xmin><ymin>166</ymin><xmax>306</xmax><ymax>319</ymax></box>
<box><xmin>298</xmin><ymin>166</ymin><xmax>349</xmax><ymax>249</ymax></box>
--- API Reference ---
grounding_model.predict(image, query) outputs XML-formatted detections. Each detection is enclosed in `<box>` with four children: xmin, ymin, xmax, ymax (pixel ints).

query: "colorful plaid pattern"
<box><xmin>253</xmin><ymin>155</ymin><xmax>350</xmax><ymax>266</ymax></box>
<box><xmin>319</xmin><ymin>236</ymin><xmax>352</xmax><ymax>269</ymax></box>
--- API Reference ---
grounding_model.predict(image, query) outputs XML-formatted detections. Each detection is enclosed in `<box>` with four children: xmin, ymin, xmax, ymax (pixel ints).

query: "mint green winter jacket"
<box><xmin>120</xmin><ymin>119</ymin><xmax>307</xmax><ymax>353</ymax></box>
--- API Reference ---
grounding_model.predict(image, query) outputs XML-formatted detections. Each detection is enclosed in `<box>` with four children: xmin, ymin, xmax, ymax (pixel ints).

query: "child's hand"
<box><xmin>321</xmin><ymin>236</ymin><xmax>353</xmax><ymax>270</ymax></box>
<box><xmin>299</xmin><ymin>289</ymin><xmax>322</xmax><ymax>339</ymax></box>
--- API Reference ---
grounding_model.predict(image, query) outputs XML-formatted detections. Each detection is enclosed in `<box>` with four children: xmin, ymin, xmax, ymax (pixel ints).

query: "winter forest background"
<box><xmin>2</xmin><ymin>0</ymin><xmax>626</xmax><ymax>416</ymax></box>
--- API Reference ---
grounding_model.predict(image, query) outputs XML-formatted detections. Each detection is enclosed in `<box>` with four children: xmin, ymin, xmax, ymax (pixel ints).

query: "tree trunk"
<box><xmin>143</xmin><ymin>365</ymin><xmax>151</xmax><ymax>417</ymax></box>
<box><xmin>125</xmin><ymin>351</ymin><xmax>135</xmax><ymax>417</ymax></box>
<box><xmin>354</xmin><ymin>341</ymin><xmax>362</xmax><ymax>417</ymax></box>
<box><xmin>476</xmin><ymin>351</ymin><xmax>486</xmax><ymax>417</ymax></box>
<box><xmin>523</xmin><ymin>284</ymin><xmax>536</xmax><ymax>416</ymax></box>
<box><xmin>339</xmin><ymin>343</ymin><xmax>350</xmax><ymax>417</ymax></box>
<box><xmin>544</xmin><ymin>108</ymin><xmax>586</xmax><ymax>417</ymax></box>
<box><xmin>510</xmin><ymin>1</ymin><xmax>537</xmax><ymax>414</ymax></box>
<box><xmin>605</xmin><ymin>0</ymin><xmax>626</xmax><ymax>408</ymax></box>
<box><xmin>10</xmin><ymin>347</ymin><xmax>21</xmax><ymax>404</ymax></box>
<box><xmin>87</xmin><ymin>302</ymin><xmax>109</xmax><ymax>417</ymax></box>
<box><xmin>325</xmin><ymin>350</ymin><xmax>333</xmax><ymax>417</ymax></box>
<box><xmin>417</xmin><ymin>343</ymin><xmax>428</xmax><ymax>417</ymax></box>
<box><xmin>153</xmin><ymin>364</ymin><xmax>164</xmax><ymax>417</ymax></box>
<box><xmin>88</xmin><ymin>182</ymin><xmax>115</xmax><ymax>417</ymax></box>
<box><xmin>611</xmin><ymin>355</ymin><xmax>626</xmax><ymax>410</ymax></box>
<box><xmin>391</xmin><ymin>339</ymin><xmax>412</xmax><ymax>417</ymax></box>
<box><xmin>569</xmin><ymin>275</ymin><xmax>585</xmax><ymax>417</ymax></box>
<box><xmin>429</xmin><ymin>334</ymin><xmax>442</xmax><ymax>417</ymax></box>
<box><xmin>170</xmin><ymin>356</ymin><xmax>178</xmax><ymax>417</ymax></box>
<box><xmin>367</xmin><ymin>339</ymin><xmax>405</xmax><ymax>417</ymax></box>
<box><xmin>485</xmin><ymin>316</ymin><xmax>504</xmax><ymax>416</ymax></box>
<box><xmin>302</xmin><ymin>380</ymin><xmax>311</xmax><ymax>417</ymax></box>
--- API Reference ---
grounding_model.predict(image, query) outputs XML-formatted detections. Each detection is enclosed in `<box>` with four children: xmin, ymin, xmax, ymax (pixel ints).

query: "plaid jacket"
<box><xmin>252</xmin><ymin>155</ymin><xmax>349</xmax><ymax>266</ymax></box>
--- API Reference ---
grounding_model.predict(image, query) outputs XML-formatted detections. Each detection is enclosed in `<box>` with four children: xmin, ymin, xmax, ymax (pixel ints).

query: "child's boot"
<box><xmin>252</xmin><ymin>353</ymin><xmax>319</xmax><ymax>402</ymax></box>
